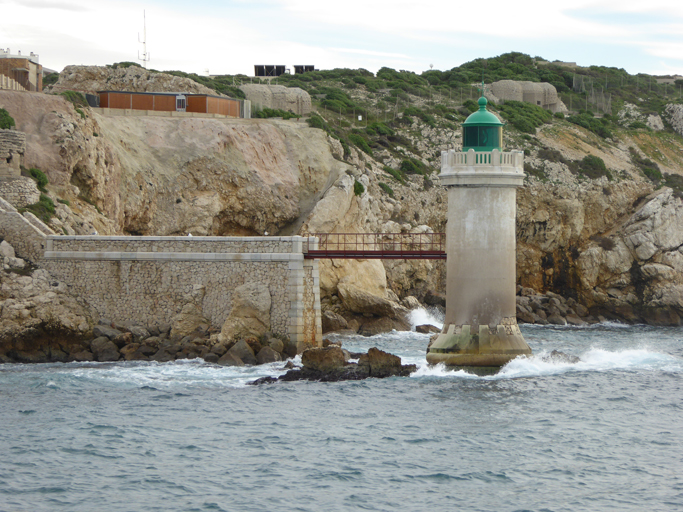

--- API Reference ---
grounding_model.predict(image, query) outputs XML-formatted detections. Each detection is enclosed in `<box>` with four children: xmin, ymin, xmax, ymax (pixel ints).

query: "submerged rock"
<box><xmin>541</xmin><ymin>350</ymin><xmax>581</xmax><ymax>364</ymax></box>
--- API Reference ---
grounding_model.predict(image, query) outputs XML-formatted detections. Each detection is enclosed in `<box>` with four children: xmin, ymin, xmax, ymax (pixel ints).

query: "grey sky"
<box><xmin>1</xmin><ymin>0</ymin><xmax>682</xmax><ymax>76</ymax></box>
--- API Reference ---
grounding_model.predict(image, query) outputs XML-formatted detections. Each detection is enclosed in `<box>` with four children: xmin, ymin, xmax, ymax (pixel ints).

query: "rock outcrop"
<box><xmin>49</xmin><ymin>65</ymin><xmax>222</xmax><ymax>96</ymax></box>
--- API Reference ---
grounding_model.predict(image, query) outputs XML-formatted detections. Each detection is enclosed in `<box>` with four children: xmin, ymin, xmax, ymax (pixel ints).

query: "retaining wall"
<box><xmin>41</xmin><ymin>235</ymin><xmax>322</xmax><ymax>344</ymax></box>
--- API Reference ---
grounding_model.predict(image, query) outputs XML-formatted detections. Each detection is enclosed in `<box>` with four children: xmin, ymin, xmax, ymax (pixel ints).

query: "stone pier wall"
<box><xmin>41</xmin><ymin>235</ymin><xmax>322</xmax><ymax>345</ymax></box>
<box><xmin>0</xmin><ymin>129</ymin><xmax>25</xmax><ymax>177</ymax></box>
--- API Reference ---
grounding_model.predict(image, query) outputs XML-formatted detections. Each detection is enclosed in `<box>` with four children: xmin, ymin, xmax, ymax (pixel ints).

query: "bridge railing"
<box><xmin>302</xmin><ymin>232</ymin><xmax>446</xmax><ymax>259</ymax></box>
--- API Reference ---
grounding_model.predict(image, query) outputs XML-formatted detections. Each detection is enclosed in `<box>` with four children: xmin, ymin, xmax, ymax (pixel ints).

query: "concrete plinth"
<box><xmin>426</xmin><ymin>149</ymin><xmax>532</xmax><ymax>367</ymax></box>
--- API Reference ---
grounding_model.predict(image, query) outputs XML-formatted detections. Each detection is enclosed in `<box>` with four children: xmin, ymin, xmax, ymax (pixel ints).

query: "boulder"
<box><xmin>358</xmin><ymin>316</ymin><xmax>411</xmax><ymax>336</ymax></box>
<box><xmin>542</xmin><ymin>350</ymin><xmax>581</xmax><ymax>364</ymax></box>
<box><xmin>301</xmin><ymin>346</ymin><xmax>346</xmax><ymax>372</ymax></box>
<box><xmin>267</xmin><ymin>338</ymin><xmax>284</xmax><ymax>354</ymax></box>
<box><xmin>203</xmin><ymin>352</ymin><xmax>219</xmax><ymax>364</ymax></box>
<box><xmin>227</xmin><ymin>339</ymin><xmax>257</xmax><ymax>365</ymax></box>
<box><xmin>129</xmin><ymin>326</ymin><xmax>150</xmax><ymax>342</ymax></box>
<box><xmin>547</xmin><ymin>313</ymin><xmax>567</xmax><ymax>326</ymax></box>
<box><xmin>92</xmin><ymin>325</ymin><xmax>123</xmax><ymax>340</ymax></box>
<box><xmin>91</xmin><ymin>336</ymin><xmax>120</xmax><ymax>362</ymax></box>
<box><xmin>257</xmin><ymin>346</ymin><xmax>282</xmax><ymax>364</ymax></box>
<box><xmin>69</xmin><ymin>350</ymin><xmax>94</xmax><ymax>362</ymax></box>
<box><xmin>170</xmin><ymin>303</ymin><xmax>210</xmax><ymax>337</ymax></box>
<box><xmin>565</xmin><ymin>314</ymin><xmax>587</xmax><ymax>326</ymax></box>
<box><xmin>112</xmin><ymin>332</ymin><xmax>133</xmax><ymax>349</ymax></box>
<box><xmin>283</xmin><ymin>339</ymin><xmax>299</xmax><ymax>358</ymax></box>
<box><xmin>358</xmin><ymin>347</ymin><xmax>409</xmax><ymax>377</ymax></box>
<box><xmin>415</xmin><ymin>324</ymin><xmax>440</xmax><ymax>334</ymax></box>
<box><xmin>338</xmin><ymin>283</ymin><xmax>408</xmax><ymax>319</ymax></box>
<box><xmin>322</xmin><ymin>310</ymin><xmax>348</xmax><ymax>333</ymax></box>
<box><xmin>516</xmin><ymin>304</ymin><xmax>536</xmax><ymax>324</ymax></box>
<box><xmin>402</xmin><ymin>295</ymin><xmax>422</xmax><ymax>309</ymax></box>
<box><xmin>150</xmin><ymin>348</ymin><xmax>176</xmax><ymax>362</ymax></box>
<box><xmin>219</xmin><ymin>283</ymin><xmax>271</xmax><ymax>341</ymax></box>
<box><xmin>217</xmin><ymin>352</ymin><xmax>244</xmax><ymax>366</ymax></box>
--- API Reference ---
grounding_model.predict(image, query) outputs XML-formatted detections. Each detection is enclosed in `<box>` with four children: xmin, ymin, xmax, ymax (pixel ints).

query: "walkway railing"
<box><xmin>303</xmin><ymin>233</ymin><xmax>446</xmax><ymax>259</ymax></box>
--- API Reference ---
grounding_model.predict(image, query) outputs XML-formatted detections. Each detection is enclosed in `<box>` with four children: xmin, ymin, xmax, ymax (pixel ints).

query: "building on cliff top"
<box><xmin>0</xmin><ymin>49</ymin><xmax>43</xmax><ymax>92</ymax></box>
<box><xmin>98</xmin><ymin>91</ymin><xmax>251</xmax><ymax>118</ymax></box>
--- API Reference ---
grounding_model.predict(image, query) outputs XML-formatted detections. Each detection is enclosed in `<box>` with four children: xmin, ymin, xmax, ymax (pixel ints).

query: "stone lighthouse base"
<box><xmin>426</xmin><ymin>317</ymin><xmax>531</xmax><ymax>368</ymax></box>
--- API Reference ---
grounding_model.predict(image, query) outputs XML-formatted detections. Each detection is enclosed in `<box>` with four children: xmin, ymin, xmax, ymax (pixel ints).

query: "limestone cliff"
<box><xmin>2</xmin><ymin>87</ymin><xmax>683</xmax><ymax>328</ymax></box>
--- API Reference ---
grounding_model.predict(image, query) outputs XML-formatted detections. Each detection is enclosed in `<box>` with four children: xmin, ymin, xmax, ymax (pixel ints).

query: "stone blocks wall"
<box><xmin>42</xmin><ymin>235</ymin><xmax>323</xmax><ymax>345</ymax></box>
<box><xmin>0</xmin><ymin>196</ymin><xmax>51</xmax><ymax>263</ymax></box>
<box><xmin>0</xmin><ymin>129</ymin><xmax>25</xmax><ymax>177</ymax></box>
<box><xmin>0</xmin><ymin>176</ymin><xmax>40</xmax><ymax>208</ymax></box>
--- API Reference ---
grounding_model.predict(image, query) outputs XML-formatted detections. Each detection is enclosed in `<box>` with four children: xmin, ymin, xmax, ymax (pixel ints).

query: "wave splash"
<box><xmin>409</xmin><ymin>307</ymin><xmax>444</xmax><ymax>330</ymax></box>
<box><xmin>412</xmin><ymin>346</ymin><xmax>681</xmax><ymax>380</ymax></box>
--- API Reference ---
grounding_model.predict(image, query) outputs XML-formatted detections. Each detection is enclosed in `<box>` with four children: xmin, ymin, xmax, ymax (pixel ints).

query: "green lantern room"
<box><xmin>462</xmin><ymin>95</ymin><xmax>503</xmax><ymax>152</ymax></box>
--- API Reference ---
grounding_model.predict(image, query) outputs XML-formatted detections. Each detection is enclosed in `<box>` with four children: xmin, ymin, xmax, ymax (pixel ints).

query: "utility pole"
<box><xmin>138</xmin><ymin>10</ymin><xmax>150</xmax><ymax>68</ymax></box>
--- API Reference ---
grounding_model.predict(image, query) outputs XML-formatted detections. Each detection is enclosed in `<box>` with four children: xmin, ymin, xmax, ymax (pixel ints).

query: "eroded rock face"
<box><xmin>577</xmin><ymin>188</ymin><xmax>683</xmax><ymax>323</ymax></box>
<box><xmin>0</xmin><ymin>250</ymin><xmax>94</xmax><ymax>360</ymax></box>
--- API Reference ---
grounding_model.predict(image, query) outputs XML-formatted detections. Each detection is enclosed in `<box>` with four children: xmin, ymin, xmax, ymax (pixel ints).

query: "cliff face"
<box><xmin>2</xmin><ymin>89</ymin><xmax>683</xmax><ymax>326</ymax></box>
<box><xmin>0</xmin><ymin>90</ymin><xmax>348</xmax><ymax>237</ymax></box>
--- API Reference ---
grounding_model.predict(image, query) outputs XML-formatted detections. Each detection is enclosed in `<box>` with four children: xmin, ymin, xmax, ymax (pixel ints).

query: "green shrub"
<box><xmin>253</xmin><ymin>107</ymin><xmax>300</xmax><ymax>120</ymax></box>
<box><xmin>629</xmin><ymin>147</ymin><xmax>661</xmax><ymax>182</ymax></box>
<box><xmin>578</xmin><ymin>155</ymin><xmax>612</xmax><ymax>180</ymax></box>
<box><xmin>348</xmin><ymin>133</ymin><xmax>373</xmax><ymax>156</ymax></box>
<box><xmin>379</xmin><ymin>182</ymin><xmax>394</xmax><ymax>197</ymax></box>
<box><xmin>628</xmin><ymin>121</ymin><xmax>649</xmax><ymax>130</ymax></box>
<box><xmin>109</xmin><ymin>61</ymin><xmax>142</xmax><ymax>69</ymax></box>
<box><xmin>354</xmin><ymin>180</ymin><xmax>365</xmax><ymax>196</ymax></box>
<box><xmin>524</xmin><ymin>162</ymin><xmax>547</xmax><ymax>181</ymax></box>
<box><xmin>664</xmin><ymin>173</ymin><xmax>683</xmax><ymax>196</ymax></box>
<box><xmin>400</xmin><ymin>158</ymin><xmax>429</xmax><ymax>175</ymax></box>
<box><xmin>463</xmin><ymin>99</ymin><xmax>478</xmax><ymax>113</ymax></box>
<box><xmin>368</xmin><ymin>122</ymin><xmax>394</xmax><ymax>136</ymax></box>
<box><xmin>307</xmin><ymin>113</ymin><xmax>329</xmax><ymax>131</ymax></box>
<box><xmin>0</xmin><ymin>108</ymin><xmax>15</xmax><ymax>130</ymax></box>
<box><xmin>554</xmin><ymin>112</ymin><xmax>565</xmax><ymax>119</ymax></box>
<box><xmin>43</xmin><ymin>72</ymin><xmax>59</xmax><ymax>87</ymax></box>
<box><xmin>28</xmin><ymin>168</ymin><xmax>48</xmax><ymax>192</ymax></box>
<box><xmin>498</xmin><ymin>100</ymin><xmax>552</xmax><ymax>133</ymax></box>
<box><xmin>383</xmin><ymin>166</ymin><xmax>405</xmax><ymax>183</ymax></box>
<box><xmin>59</xmin><ymin>90</ymin><xmax>89</xmax><ymax>108</ymax></box>
<box><xmin>567</xmin><ymin>113</ymin><xmax>613</xmax><ymax>139</ymax></box>
<box><xmin>57</xmin><ymin>198</ymin><xmax>70</xmax><ymax>206</ymax></box>
<box><xmin>20</xmin><ymin>194</ymin><xmax>55</xmax><ymax>223</ymax></box>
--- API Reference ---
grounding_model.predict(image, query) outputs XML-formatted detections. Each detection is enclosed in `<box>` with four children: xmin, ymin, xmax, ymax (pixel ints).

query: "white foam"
<box><xmin>409</xmin><ymin>307</ymin><xmax>444</xmax><ymax>330</ymax></box>
<box><xmin>408</xmin><ymin>346</ymin><xmax>682</xmax><ymax>381</ymax></box>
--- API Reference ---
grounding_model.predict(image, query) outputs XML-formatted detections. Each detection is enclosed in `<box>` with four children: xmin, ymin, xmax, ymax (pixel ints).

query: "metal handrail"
<box><xmin>302</xmin><ymin>233</ymin><xmax>446</xmax><ymax>259</ymax></box>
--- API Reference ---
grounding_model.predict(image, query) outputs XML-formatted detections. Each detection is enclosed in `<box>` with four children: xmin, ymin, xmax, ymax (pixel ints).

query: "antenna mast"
<box><xmin>138</xmin><ymin>10</ymin><xmax>150</xmax><ymax>68</ymax></box>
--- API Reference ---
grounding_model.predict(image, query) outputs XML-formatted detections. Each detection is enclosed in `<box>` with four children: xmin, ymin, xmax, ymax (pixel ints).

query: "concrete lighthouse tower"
<box><xmin>426</xmin><ymin>91</ymin><xmax>532</xmax><ymax>368</ymax></box>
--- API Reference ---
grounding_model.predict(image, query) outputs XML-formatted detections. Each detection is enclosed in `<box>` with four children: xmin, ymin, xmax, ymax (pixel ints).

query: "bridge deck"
<box><xmin>303</xmin><ymin>233</ymin><xmax>446</xmax><ymax>260</ymax></box>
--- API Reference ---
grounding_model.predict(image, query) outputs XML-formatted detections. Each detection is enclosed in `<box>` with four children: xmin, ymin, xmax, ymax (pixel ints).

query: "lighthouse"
<box><xmin>426</xmin><ymin>92</ymin><xmax>532</xmax><ymax>368</ymax></box>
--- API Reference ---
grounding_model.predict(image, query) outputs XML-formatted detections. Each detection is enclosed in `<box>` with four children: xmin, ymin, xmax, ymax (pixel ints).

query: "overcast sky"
<box><xmin>2</xmin><ymin>0</ymin><xmax>683</xmax><ymax>77</ymax></box>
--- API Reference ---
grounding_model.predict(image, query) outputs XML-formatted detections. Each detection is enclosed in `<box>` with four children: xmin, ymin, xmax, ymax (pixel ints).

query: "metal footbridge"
<box><xmin>303</xmin><ymin>233</ymin><xmax>446</xmax><ymax>260</ymax></box>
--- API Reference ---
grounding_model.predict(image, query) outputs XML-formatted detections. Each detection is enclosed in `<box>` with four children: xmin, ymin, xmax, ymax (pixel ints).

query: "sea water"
<box><xmin>1</xmin><ymin>313</ymin><xmax>682</xmax><ymax>512</ymax></box>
